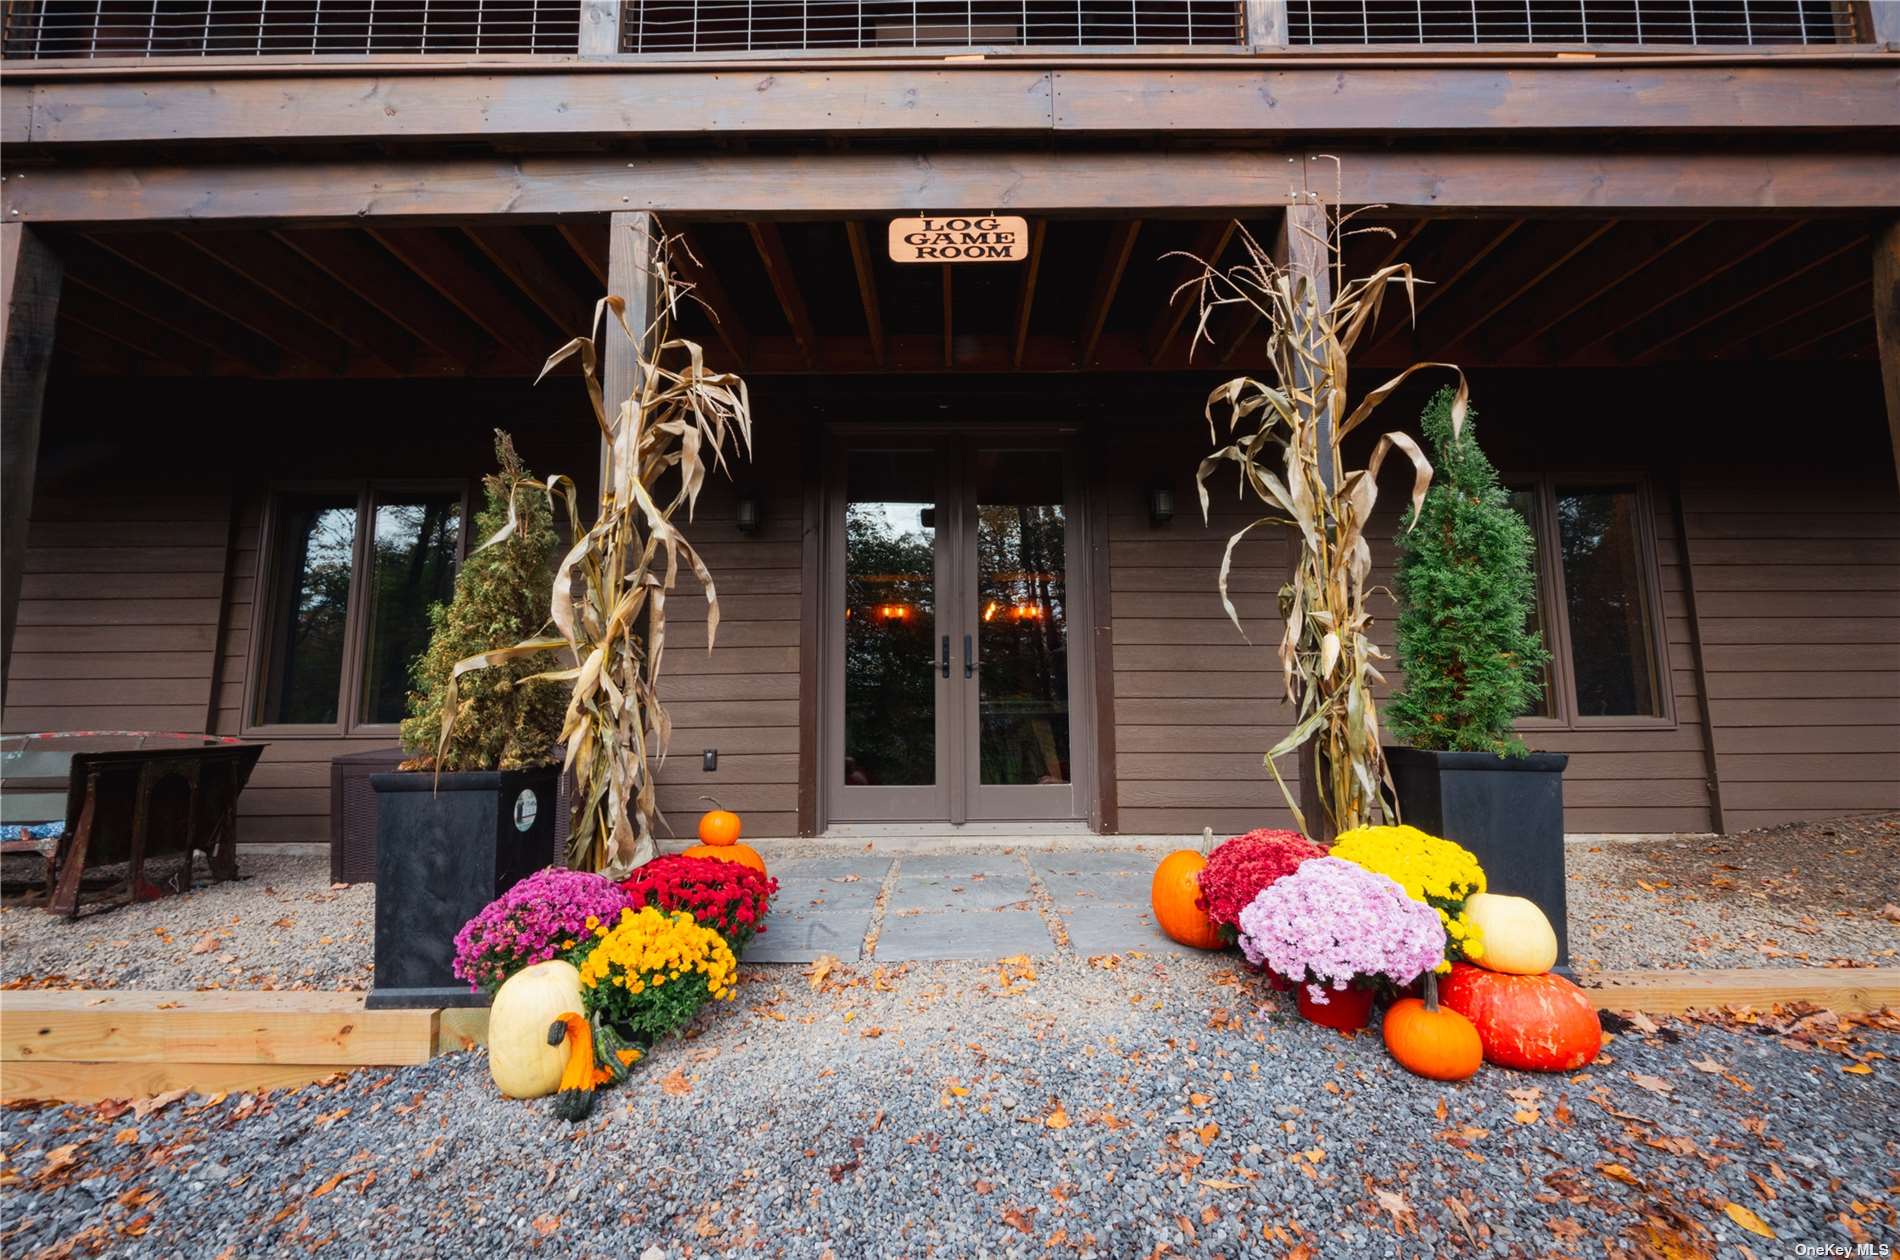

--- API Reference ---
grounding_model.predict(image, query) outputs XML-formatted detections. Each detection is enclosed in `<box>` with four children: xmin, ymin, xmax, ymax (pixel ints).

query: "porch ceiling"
<box><xmin>48</xmin><ymin>212</ymin><xmax>1880</xmax><ymax>380</ymax></box>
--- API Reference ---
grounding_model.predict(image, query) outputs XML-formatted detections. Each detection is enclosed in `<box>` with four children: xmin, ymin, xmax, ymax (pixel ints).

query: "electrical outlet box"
<box><xmin>702</xmin><ymin>749</ymin><xmax>717</xmax><ymax>772</ymax></box>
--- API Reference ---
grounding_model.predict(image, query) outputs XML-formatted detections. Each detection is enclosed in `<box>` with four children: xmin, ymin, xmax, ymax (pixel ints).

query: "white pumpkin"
<box><xmin>1465</xmin><ymin>893</ymin><xmax>1559</xmax><ymax>975</ymax></box>
<box><xmin>487</xmin><ymin>960</ymin><xmax>585</xmax><ymax>1099</ymax></box>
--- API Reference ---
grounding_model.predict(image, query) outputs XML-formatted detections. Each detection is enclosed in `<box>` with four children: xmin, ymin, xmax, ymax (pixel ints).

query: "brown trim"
<box><xmin>795</xmin><ymin>413</ymin><xmax>824</xmax><ymax>838</ymax></box>
<box><xmin>1079</xmin><ymin>221</ymin><xmax>1141</xmax><ymax>368</ymax></box>
<box><xmin>1086</xmin><ymin>432</ymin><xmax>1119</xmax><ymax>835</ymax></box>
<box><xmin>842</xmin><ymin>222</ymin><xmax>885</xmax><ymax>370</ymax></box>
<box><xmin>12</xmin><ymin>150</ymin><xmax>1899</xmax><ymax>227</ymax></box>
<box><xmin>0</xmin><ymin>224</ymin><xmax>61</xmax><ymax>696</ymax></box>
<box><xmin>1011</xmin><ymin>220</ymin><xmax>1047</xmax><ymax>371</ymax></box>
<box><xmin>1666</xmin><ymin>470</ymin><xmax>1726</xmax><ymax>834</ymax></box>
<box><xmin>200</xmin><ymin>483</ymin><xmax>242</xmax><ymax>736</ymax></box>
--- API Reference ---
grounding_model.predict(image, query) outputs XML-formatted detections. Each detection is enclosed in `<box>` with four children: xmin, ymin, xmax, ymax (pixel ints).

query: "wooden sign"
<box><xmin>887</xmin><ymin>215</ymin><xmax>1030</xmax><ymax>263</ymax></box>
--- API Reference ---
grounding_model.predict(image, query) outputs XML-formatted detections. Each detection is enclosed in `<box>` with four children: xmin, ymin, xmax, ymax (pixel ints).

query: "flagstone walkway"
<box><xmin>750</xmin><ymin>850</ymin><xmax>1202</xmax><ymax>964</ymax></box>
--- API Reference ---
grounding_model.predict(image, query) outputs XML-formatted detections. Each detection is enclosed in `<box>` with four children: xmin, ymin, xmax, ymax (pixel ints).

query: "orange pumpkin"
<box><xmin>697</xmin><ymin>797</ymin><xmax>742</xmax><ymax>847</ymax></box>
<box><xmin>1383</xmin><ymin>978</ymin><xmax>1483</xmax><ymax>1081</ymax></box>
<box><xmin>682</xmin><ymin>841</ymin><xmax>767</xmax><ymax>877</ymax></box>
<box><xmin>1438</xmin><ymin>963</ymin><xmax>1601</xmax><ymax>1073</ymax></box>
<box><xmin>1151</xmin><ymin>850</ymin><xmax>1224</xmax><ymax>951</ymax></box>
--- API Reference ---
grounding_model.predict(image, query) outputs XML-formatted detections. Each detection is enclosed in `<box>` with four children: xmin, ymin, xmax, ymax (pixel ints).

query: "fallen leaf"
<box><xmin>661</xmin><ymin>1068</ymin><xmax>692</xmax><ymax>1096</ymax></box>
<box><xmin>1002</xmin><ymin>1207</ymin><xmax>1036</xmax><ymax>1235</ymax></box>
<box><xmin>1045</xmin><ymin>1105</ymin><xmax>1070</xmax><ymax>1130</ymax></box>
<box><xmin>1688</xmin><ymin>1058</ymin><xmax>1725</xmax><ymax>1074</ymax></box>
<box><xmin>531</xmin><ymin>1214</ymin><xmax>561</xmax><ymax>1238</ymax></box>
<box><xmin>113</xmin><ymin>1128</ymin><xmax>140</xmax><ymax>1146</ymax></box>
<box><xmin>1841</xmin><ymin>1063</ymin><xmax>1874</xmax><ymax>1075</ymax></box>
<box><xmin>1188</xmin><ymin>1092</ymin><xmax>1213</xmax><ymax>1107</ymax></box>
<box><xmin>311</xmin><ymin>1171</ymin><xmax>352</xmax><ymax>1197</ymax></box>
<box><xmin>190</xmin><ymin>935</ymin><xmax>218</xmax><ymax>955</ymax></box>
<box><xmin>133</xmin><ymin>1088</ymin><xmax>190</xmax><ymax>1120</ymax></box>
<box><xmin>1629</xmin><ymin>1073</ymin><xmax>1675</xmax><ymax>1095</ymax></box>
<box><xmin>1723</xmin><ymin>1202</ymin><xmax>1775</xmax><ymax>1239</ymax></box>
<box><xmin>1198</xmin><ymin>1121</ymin><xmax>1220</xmax><ymax>1144</ymax></box>
<box><xmin>1598</xmin><ymin>1162</ymin><xmax>1640</xmax><ymax>1185</ymax></box>
<box><xmin>1627</xmin><ymin>1010</ymin><xmax>1660</xmax><ymax>1035</ymax></box>
<box><xmin>1512</xmin><ymin>1108</ymin><xmax>1540</xmax><ymax>1125</ymax></box>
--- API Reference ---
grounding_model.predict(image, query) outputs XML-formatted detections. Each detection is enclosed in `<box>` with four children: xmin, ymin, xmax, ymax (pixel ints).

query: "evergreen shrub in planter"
<box><xmin>1386</xmin><ymin>389</ymin><xmax>1570</xmax><ymax>966</ymax></box>
<box><xmin>368</xmin><ymin>432</ymin><xmax>568</xmax><ymax>1010</ymax></box>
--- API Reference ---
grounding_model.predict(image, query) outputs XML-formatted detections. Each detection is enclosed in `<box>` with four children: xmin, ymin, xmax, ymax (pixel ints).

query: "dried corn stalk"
<box><xmin>436</xmin><ymin>228</ymin><xmax>752</xmax><ymax>876</ymax></box>
<box><xmin>1173</xmin><ymin>197</ymin><xmax>1465</xmax><ymax>836</ymax></box>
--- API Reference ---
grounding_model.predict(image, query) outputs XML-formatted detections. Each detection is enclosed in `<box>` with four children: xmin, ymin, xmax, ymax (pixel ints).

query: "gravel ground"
<box><xmin>0</xmin><ymin>854</ymin><xmax>373</xmax><ymax>992</ymax></box>
<box><xmin>3</xmin><ymin>951</ymin><xmax>1896</xmax><ymax>1259</ymax></box>
<box><xmin>1567</xmin><ymin>812</ymin><xmax>1900</xmax><ymax>975</ymax></box>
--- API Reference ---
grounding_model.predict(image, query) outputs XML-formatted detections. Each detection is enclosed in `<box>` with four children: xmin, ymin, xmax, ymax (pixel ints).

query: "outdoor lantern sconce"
<box><xmin>735</xmin><ymin>494</ymin><xmax>761</xmax><ymax>535</ymax></box>
<box><xmin>1147</xmin><ymin>483</ymin><xmax>1175</xmax><ymax>527</ymax></box>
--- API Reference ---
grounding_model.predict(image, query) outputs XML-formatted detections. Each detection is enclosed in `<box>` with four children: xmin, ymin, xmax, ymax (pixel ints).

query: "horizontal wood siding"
<box><xmin>3</xmin><ymin>492</ymin><xmax>230</xmax><ymax>739</ymax></box>
<box><xmin>1682</xmin><ymin>474</ymin><xmax>1900</xmax><ymax>832</ymax></box>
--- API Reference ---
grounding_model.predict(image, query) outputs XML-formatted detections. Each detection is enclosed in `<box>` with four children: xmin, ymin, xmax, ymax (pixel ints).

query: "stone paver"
<box><xmin>873</xmin><ymin>908</ymin><xmax>1054</xmax><ymax>960</ymax></box>
<box><xmin>886</xmin><ymin>871</ymin><xmax>1035</xmax><ymax>914</ymax></box>
<box><xmin>749</xmin><ymin>856</ymin><xmax>894</xmax><ymax>962</ymax></box>
<box><xmin>1061</xmin><ymin>903</ymin><xmax>1198</xmax><ymax>956</ymax></box>
<box><xmin>747</xmin><ymin>909</ymin><xmax>872</xmax><ymax>963</ymax></box>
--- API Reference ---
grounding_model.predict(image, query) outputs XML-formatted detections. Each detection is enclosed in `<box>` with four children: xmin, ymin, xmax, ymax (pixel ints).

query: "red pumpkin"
<box><xmin>1438</xmin><ymin>963</ymin><xmax>1601</xmax><ymax>1072</ymax></box>
<box><xmin>682</xmin><ymin>841</ymin><xmax>767</xmax><ymax>877</ymax></box>
<box><xmin>696</xmin><ymin>797</ymin><xmax>742</xmax><ymax>847</ymax></box>
<box><xmin>1151</xmin><ymin>850</ymin><xmax>1224</xmax><ymax>951</ymax></box>
<box><xmin>1383</xmin><ymin>979</ymin><xmax>1482</xmax><ymax>1081</ymax></box>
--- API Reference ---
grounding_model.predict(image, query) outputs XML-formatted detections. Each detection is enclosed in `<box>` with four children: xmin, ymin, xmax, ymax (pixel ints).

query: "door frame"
<box><xmin>815</xmin><ymin>422</ymin><xmax>1098</xmax><ymax>834</ymax></box>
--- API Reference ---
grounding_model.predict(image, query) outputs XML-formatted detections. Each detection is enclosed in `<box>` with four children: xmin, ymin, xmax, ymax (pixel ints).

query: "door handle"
<box><xmin>941</xmin><ymin>635</ymin><xmax>950</xmax><ymax>679</ymax></box>
<box><xmin>963</xmin><ymin>633</ymin><xmax>975</xmax><ymax>679</ymax></box>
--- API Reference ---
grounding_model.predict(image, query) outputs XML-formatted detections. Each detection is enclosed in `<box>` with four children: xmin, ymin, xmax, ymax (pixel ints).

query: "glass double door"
<box><xmin>827</xmin><ymin>435</ymin><xmax>1082</xmax><ymax>825</ymax></box>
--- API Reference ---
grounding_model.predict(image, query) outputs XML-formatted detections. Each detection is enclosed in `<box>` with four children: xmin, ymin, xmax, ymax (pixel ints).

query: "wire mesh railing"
<box><xmin>1287</xmin><ymin>0</ymin><xmax>1859</xmax><ymax>45</ymax></box>
<box><xmin>617</xmin><ymin>1</ymin><xmax>1246</xmax><ymax>52</ymax></box>
<box><xmin>1</xmin><ymin>0</ymin><xmax>582</xmax><ymax>59</ymax></box>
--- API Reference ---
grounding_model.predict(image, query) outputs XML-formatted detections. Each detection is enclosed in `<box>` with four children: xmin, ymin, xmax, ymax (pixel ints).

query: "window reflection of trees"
<box><xmin>1557</xmin><ymin>490</ymin><xmax>1657</xmax><ymax>717</ymax></box>
<box><xmin>977</xmin><ymin>503</ymin><xmax>1069</xmax><ymax>786</ymax></box>
<box><xmin>362</xmin><ymin>498</ymin><xmax>462</xmax><ymax>725</ymax></box>
<box><xmin>843</xmin><ymin>503</ymin><xmax>937</xmax><ymax>786</ymax></box>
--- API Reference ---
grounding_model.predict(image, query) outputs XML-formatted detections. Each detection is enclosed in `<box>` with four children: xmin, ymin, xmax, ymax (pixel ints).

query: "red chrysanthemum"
<box><xmin>1196</xmin><ymin>828</ymin><xmax>1326</xmax><ymax>930</ymax></box>
<box><xmin>619</xmin><ymin>854</ymin><xmax>778</xmax><ymax>952</ymax></box>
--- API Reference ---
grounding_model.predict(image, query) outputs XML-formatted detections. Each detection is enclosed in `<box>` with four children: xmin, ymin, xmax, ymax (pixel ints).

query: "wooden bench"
<box><xmin>1</xmin><ymin>733</ymin><xmax>265</xmax><ymax>917</ymax></box>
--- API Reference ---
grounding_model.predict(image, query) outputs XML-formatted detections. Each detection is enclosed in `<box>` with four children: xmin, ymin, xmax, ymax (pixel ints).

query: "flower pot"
<box><xmin>1385</xmin><ymin>746</ymin><xmax>1571</xmax><ymax>969</ymax></box>
<box><xmin>1297</xmin><ymin>984</ymin><xmax>1375</xmax><ymax>1031</ymax></box>
<box><xmin>1264</xmin><ymin>967</ymin><xmax>1295</xmax><ymax>993</ymax></box>
<box><xmin>365</xmin><ymin>766</ymin><xmax>560</xmax><ymax>1009</ymax></box>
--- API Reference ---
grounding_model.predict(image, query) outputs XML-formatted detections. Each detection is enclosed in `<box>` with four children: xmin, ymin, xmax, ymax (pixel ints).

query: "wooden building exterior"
<box><xmin>2</xmin><ymin>0</ymin><xmax>1896</xmax><ymax>846</ymax></box>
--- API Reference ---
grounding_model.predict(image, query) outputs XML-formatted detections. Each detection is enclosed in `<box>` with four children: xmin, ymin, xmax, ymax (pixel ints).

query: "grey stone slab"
<box><xmin>1029</xmin><ymin>850</ymin><xmax>1154</xmax><ymax>879</ymax></box>
<box><xmin>892</xmin><ymin>853</ymin><xmax>1028</xmax><ymax>879</ymax></box>
<box><xmin>748</xmin><ymin>907</ymin><xmax>872</xmax><ymax>963</ymax></box>
<box><xmin>874</xmin><ymin>908</ymin><xmax>1055</xmax><ymax>961</ymax></box>
<box><xmin>887</xmin><ymin>872</ymin><xmax>1035</xmax><ymax>914</ymax></box>
<box><xmin>772</xmin><ymin>876</ymin><xmax>881</xmax><ymax>912</ymax></box>
<box><xmin>1036</xmin><ymin>870</ymin><xmax>1148</xmax><ymax>907</ymax></box>
<box><xmin>1057</xmin><ymin>903</ymin><xmax>1204</xmax><ymax>957</ymax></box>
<box><xmin>768</xmin><ymin>856</ymin><xmax>895</xmax><ymax>883</ymax></box>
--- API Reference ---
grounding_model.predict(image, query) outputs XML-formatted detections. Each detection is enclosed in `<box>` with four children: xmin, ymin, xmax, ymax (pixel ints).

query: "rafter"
<box><xmin>747</xmin><ymin>222</ymin><xmax>816</xmax><ymax>368</ymax></box>
<box><xmin>1363</xmin><ymin>219</ymin><xmax>1523</xmax><ymax>357</ymax></box>
<box><xmin>183</xmin><ymin>230</ymin><xmax>417</xmax><ymax>372</ymax></box>
<box><xmin>1012</xmin><ymin>220</ymin><xmax>1047</xmax><ymax>371</ymax></box>
<box><xmin>843</xmin><ymin>221</ymin><xmax>884</xmax><ymax>369</ymax></box>
<box><xmin>1487</xmin><ymin>221</ymin><xmax>1705</xmax><ymax>362</ymax></box>
<box><xmin>672</xmin><ymin>224</ymin><xmax>751</xmax><ymax>369</ymax></box>
<box><xmin>1145</xmin><ymin>220</ymin><xmax>1236</xmax><ymax>366</ymax></box>
<box><xmin>464</xmin><ymin>226</ymin><xmax>596</xmax><ymax>334</ymax></box>
<box><xmin>276</xmin><ymin>229</ymin><xmax>489</xmax><ymax>367</ymax></box>
<box><xmin>1079</xmin><ymin>220</ymin><xmax>1142</xmax><ymax>369</ymax></box>
<box><xmin>370</xmin><ymin>227</ymin><xmax>556</xmax><ymax>358</ymax></box>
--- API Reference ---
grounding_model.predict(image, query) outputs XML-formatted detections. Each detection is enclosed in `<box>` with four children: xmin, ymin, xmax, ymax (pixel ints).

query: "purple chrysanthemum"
<box><xmin>451</xmin><ymin>867</ymin><xmax>632</xmax><ymax>993</ymax></box>
<box><xmin>1235</xmin><ymin>856</ymin><xmax>1445</xmax><ymax>1004</ymax></box>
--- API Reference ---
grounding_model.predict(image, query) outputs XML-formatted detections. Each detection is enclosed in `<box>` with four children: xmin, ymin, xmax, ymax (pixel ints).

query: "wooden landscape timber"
<box><xmin>7</xmin><ymin>148</ymin><xmax>1900</xmax><ymax>227</ymax></box>
<box><xmin>3</xmin><ymin>59</ymin><xmax>1896</xmax><ymax>150</ymax></box>
<box><xmin>6</xmin><ymin>968</ymin><xmax>1895</xmax><ymax>1101</ymax></box>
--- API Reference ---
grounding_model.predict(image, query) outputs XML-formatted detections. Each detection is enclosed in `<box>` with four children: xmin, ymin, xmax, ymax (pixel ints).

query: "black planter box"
<box><xmin>365</xmin><ymin>766</ymin><xmax>560</xmax><ymax>1010</ymax></box>
<box><xmin>1384</xmin><ymin>746</ymin><xmax>1571</xmax><ymax>969</ymax></box>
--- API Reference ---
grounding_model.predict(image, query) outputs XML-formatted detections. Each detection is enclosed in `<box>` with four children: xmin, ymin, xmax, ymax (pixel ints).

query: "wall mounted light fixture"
<box><xmin>1147</xmin><ymin>484</ymin><xmax>1175</xmax><ymax>527</ymax></box>
<box><xmin>735</xmin><ymin>494</ymin><xmax>761</xmax><ymax>535</ymax></box>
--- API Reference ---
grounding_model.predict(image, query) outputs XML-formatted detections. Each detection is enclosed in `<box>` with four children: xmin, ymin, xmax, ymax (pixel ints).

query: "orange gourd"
<box><xmin>1438</xmin><ymin>963</ymin><xmax>1601</xmax><ymax>1073</ymax></box>
<box><xmin>682</xmin><ymin>841</ymin><xmax>767</xmax><ymax>877</ymax></box>
<box><xmin>547</xmin><ymin>1012</ymin><xmax>600</xmax><ymax>1122</ymax></box>
<box><xmin>1151</xmin><ymin>849</ymin><xmax>1224</xmax><ymax>951</ymax></box>
<box><xmin>697</xmin><ymin>796</ymin><xmax>742</xmax><ymax>847</ymax></box>
<box><xmin>1383</xmin><ymin>976</ymin><xmax>1483</xmax><ymax>1081</ymax></box>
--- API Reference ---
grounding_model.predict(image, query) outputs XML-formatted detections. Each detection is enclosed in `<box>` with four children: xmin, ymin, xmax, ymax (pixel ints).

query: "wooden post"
<box><xmin>1866</xmin><ymin>0</ymin><xmax>1900</xmax><ymax>45</ymax></box>
<box><xmin>1246</xmin><ymin>0</ymin><xmax>1289</xmax><ymax>49</ymax></box>
<box><xmin>1876</xmin><ymin>220</ymin><xmax>1900</xmax><ymax>491</ymax></box>
<box><xmin>0</xmin><ymin>224</ymin><xmax>61</xmax><ymax>696</ymax></box>
<box><xmin>602</xmin><ymin>211</ymin><xmax>658</xmax><ymax>499</ymax></box>
<box><xmin>578</xmin><ymin>0</ymin><xmax>621</xmax><ymax>56</ymax></box>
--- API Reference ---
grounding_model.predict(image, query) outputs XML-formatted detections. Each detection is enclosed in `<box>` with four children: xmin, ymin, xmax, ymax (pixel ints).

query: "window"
<box><xmin>1507</xmin><ymin>480</ymin><xmax>1669</xmax><ymax>726</ymax></box>
<box><xmin>251</xmin><ymin>485</ymin><xmax>465</xmax><ymax>732</ymax></box>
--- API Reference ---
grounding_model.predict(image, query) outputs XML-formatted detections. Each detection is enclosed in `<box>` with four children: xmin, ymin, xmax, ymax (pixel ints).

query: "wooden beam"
<box><xmin>604</xmin><ymin>213</ymin><xmax>658</xmax><ymax>437</ymax></box>
<box><xmin>1079</xmin><ymin>221</ymin><xmax>1142</xmax><ymax>368</ymax></box>
<box><xmin>1878</xmin><ymin>220</ymin><xmax>1900</xmax><ymax>490</ymax></box>
<box><xmin>9</xmin><ymin>62</ymin><xmax>1897</xmax><ymax>149</ymax></box>
<box><xmin>747</xmin><ymin>222</ymin><xmax>817</xmax><ymax>368</ymax></box>
<box><xmin>1571</xmin><ymin>220</ymin><xmax>1804</xmax><ymax>362</ymax></box>
<box><xmin>275</xmin><ymin>229</ymin><xmax>489</xmax><ymax>366</ymax></box>
<box><xmin>559</xmin><ymin>221</ymin><xmax>610</xmax><ymax>287</ymax></box>
<box><xmin>1733</xmin><ymin>277</ymin><xmax>1873</xmax><ymax>361</ymax></box>
<box><xmin>87</xmin><ymin>231</ymin><xmax>353</xmax><ymax>372</ymax></box>
<box><xmin>577</xmin><ymin>0</ymin><xmax>621</xmax><ymax>56</ymax></box>
<box><xmin>1</xmin><ymin>225</ymin><xmax>60</xmax><ymax>693</ymax></box>
<box><xmin>1146</xmin><ymin>220</ymin><xmax>1237</xmax><ymax>366</ymax></box>
<box><xmin>10</xmin><ymin>149</ymin><xmax>1899</xmax><ymax>226</ymax></box>
<box><xmin>181</xmin><ymin>230</ymin><xmax>419</xmax><ymax>372</ymax></box>
<box><xmin>55</xmin><ymin>286</ymin><xmax>221</xmax><ymax>369</ymax></box>
<box><xmin>464</xmin><ymin>225</ymin><xmax>597</xmax><ymax>335</ymax></box>
<box><xmin>1431</xmin><ymin>219</ymin><xmax>1618</xmax><ymax>352</ymax></box>
<box><xmin>370</xmin><ymin>226</ymin><xmax>558</xmax><ymax>359</ymax></box>
<box><xmin>673</xmin><ymin>223</ymin><xmax>751</xmax><ymax>369</ymax></box>
<box><xmin>1584</xmin><ymin>967</ymin><xmax>1900</xmax><ymax>1016</ymax></box>
<box><xmin>1364</xmin><ymin>219</ymin><xmax>1522</xmax><ymax>358</ymax></box>
<box><xmin>1246</xmin><ymin>0</ymin><xmax>1288</xmax><ymax>48</ymax></box>
<box><xmin>1012</xmin><ymin>219</ymin><xmax>1047</xmax><ymax>371</ymax></box>
<box><xmin>1868</xmin><ymin>0</ymin><xmax>1900</xmax><ymax>43</ymax></box>
<box><xmin>843</xmin><ymin>221</ymin><xmax>884</xmax><ymax>369</ymax></box>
